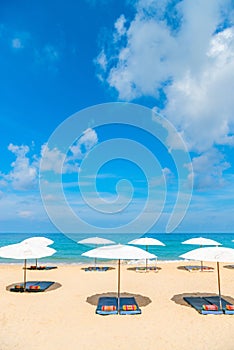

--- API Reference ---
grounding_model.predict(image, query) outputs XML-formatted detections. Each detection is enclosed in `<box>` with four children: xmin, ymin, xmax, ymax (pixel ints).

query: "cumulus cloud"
<box><xmin>69</xmin><ymin>128</ymin><xmax>98</xmax><ymax>159</ymax></box>
<box><xmin>191</xmin><ymin>149</ymin><xmax>230</xmax><ymax>190</ymax></box>
<box><xmin>96</xmin><ymin>0</ymin><xmax>234</xmax><ymax>187</ymax></box>
<box><xmin>40</xmin><ymin>128</ymin><xmax>98</xmax><ymax>174</ymax></box>
<box><xmin>40</xmin><ymin>144</ymin><xmax>66</xmax><ymax>174</ymax></box>
<box><xmin>0</xmin><ymin>128</ymin><xmax>98</xmax><ymax>192</ymax></box>
<box><xmin>6</xmin><ymin>144</ymin><xmax>38</xmax><ymax>191</ymax></box>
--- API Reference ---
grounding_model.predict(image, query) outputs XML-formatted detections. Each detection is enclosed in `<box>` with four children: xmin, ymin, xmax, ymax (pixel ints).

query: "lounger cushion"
<box><xmin>226</xmin><ymin>304</ymin><xmax>234</xmax><ymax>310</ymax></box>
<box><xmin>122</xmin><ymin>304</ymin><xmax>137</xmax><ymax>311</ymax></box>
<box><xmin>14</xmin><ymin>285</ymin><xmax>23</xmax><ymax>289</ymax></box>
<box><xmin>29</xmin><ymin>285</ymin><xmax>41</xmax><ymax>290</ymax></box>
<box><xmin>202</xmin><ymin>304</ymin><xmax>218</xmax><ymax>311</ymax></box>
<box><xmin>101</xmin><ymin>305</ymin><xmax>116</xmax><ymax>311</ymax></box>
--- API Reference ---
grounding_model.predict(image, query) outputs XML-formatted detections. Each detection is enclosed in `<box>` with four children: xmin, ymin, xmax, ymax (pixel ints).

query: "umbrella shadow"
<box><xmin>86</xmin><ymin>292</ymin><xmax>152</xmax><ymax>307</ymax></box>
<box><xmin>223</xmin><ymin>265</ymin><xmax>234</xmax><ymax>270</ymax></box>
<box><xmin>171</xmin><ymin>292</ymin><xmax>234</xmax><ymax>308</ymax></box>
<box><xmin>177</xmin><ymin>265</ymin><xmax>189</xmax><ymax>271</ymax></box>
<box><xmin>6</xmin><ymin>281</ymin><xmax>62</xmax><ymax>293</ymax></box>
<box><xmin>127</xmin><ymin>266</ymin><xmax>162</xmax><ymax>272</ymax></box>
<box><xmin>80</xmin><ymin>267</ymin><xmax>115</xmax><ymax>271</ymax></box>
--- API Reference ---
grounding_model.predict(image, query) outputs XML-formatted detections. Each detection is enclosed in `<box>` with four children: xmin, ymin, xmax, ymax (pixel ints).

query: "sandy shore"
<box><xmin>0</xmin><ymin>261</ymin><xmax>233</xmax><ymax>350</ymax></box>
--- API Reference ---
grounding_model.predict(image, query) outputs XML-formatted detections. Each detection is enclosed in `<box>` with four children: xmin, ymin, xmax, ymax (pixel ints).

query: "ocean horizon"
<box><xmin>0</xmin><ymin>232</ymin><xmax>233</xmax><ymax>264</ymax></box>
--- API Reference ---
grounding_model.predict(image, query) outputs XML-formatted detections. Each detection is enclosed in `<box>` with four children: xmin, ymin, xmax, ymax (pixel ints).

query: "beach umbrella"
<box><xmin>128</xmin><ymin>237</ymin><xmax>165</xmax><ymax>270</ymax></box>
<box><xmin>22</xmin><ymin>236</ymin><xmax>54</xmax><ymax>246</ymax></box>
<box><xmin>78</xmin><ymin>236</ymin><xmax>115</xmax><ymax>266</ymax></box>
<box><xmin>180</xmin><ymin>246</ymin><xmax>234</xmax><ymax>309</ymax></box>
<box><xmin>0</xmin><ymin>242</ymin><xmax>56</xmax><ymax>291</ymax></box>
<box><xmin>82</xmin><ymin>244</ymin><xmax>156</xmax><ymax>310</ymax></box>
<box><xmin>22</xmin><ymin>237</ymin><xmax>54</xmax><ymax>267</ymax></box>
<box><xmin>182</xmin><ymin>237</ymin><xmax>221</xmax><ymax>270</ymax></box>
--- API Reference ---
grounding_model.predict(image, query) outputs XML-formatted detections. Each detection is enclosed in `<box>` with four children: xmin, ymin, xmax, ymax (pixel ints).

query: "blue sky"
<box><xmin>0</xmin><ymin>0</ymin><xmax>234</xmax><ymax>234</ymax></box>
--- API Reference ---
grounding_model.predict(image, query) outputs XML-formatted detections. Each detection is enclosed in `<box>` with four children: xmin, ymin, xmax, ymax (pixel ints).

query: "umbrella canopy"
<box><xmin>82</xmin><ymin>244</ymin><xmax>156</xmax><ymax>310</ymax></box>
<box><xmin>0</xmin><ymin>242</ymin><xmax>56</xmax><ymax>259</ymax></box>
<box><xmin>78</xmin><ymin>236</ymin><xmax>116</xmax><ymax>267</ymax></box>
<box><xmin>128</xmin><ymin>237</ymin><xmax>164</xmax><ymax>270</ymax></box>
<box><xmin>82</xmin><ymin>244</ymin><xmax>156</xmax><ymax>260</ymax></box>
<box><xmin>22</xmin><ymin>236</ymin><xmax>54</xmax><ymax>246</ymax></box>
<box><xmin>180</xmin><ymin>247</ymin><xmax>234</xmax><ymax>263</ymax></box>
<box><xmin>0</xmin><ymin>242</ymin><xmax>56</xmax><ymax>290</ymax></box>
<box><xmin>78</xmin><ymin>237</ymin><xmax>115</xmax><ymax>245</ymax></box>
<box><xmin>182</xmin><ymin>237</ymin><xmax>221</xmax><ymax>246</ymax></box>
<box><xmin>180</xmin><ymin>247</ymin><xmax>234</xmax><ymax>309</ymax></box>
<box><xmin>128</xmin><ymin>237</ymin><xmax>165</xmax><ymax>246</ymax></box>
<box><xmin>182</xmin><ymin>237</ymin><xmax>221</xmax><ymax>271</ymax></box>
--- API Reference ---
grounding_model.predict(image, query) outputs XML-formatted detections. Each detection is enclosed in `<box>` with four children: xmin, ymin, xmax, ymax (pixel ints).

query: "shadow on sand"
<box><xmin>86</xmin><ymin>291</ymin><xmax>152</xmax><ymax>307</ymax></box>
<box><xmin>171</xmin><ymin>292</ymin><xmax>234</xmax><ymax>308</ymax></box>
<box><xmin>6</xmin><ymin>281</ymin><xmax>62</xmax><ymax>293</ymax></box>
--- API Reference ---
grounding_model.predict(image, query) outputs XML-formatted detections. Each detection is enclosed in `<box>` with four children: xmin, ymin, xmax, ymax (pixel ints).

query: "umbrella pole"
<box><xmin>217</xmin><ymin>261</ymin><xmax>222</xmax><ymax>310</ymax></box>
<box><xmin>145</xmin><ymin>245</ymin><xmax>148</xmax><ymax>272</ymax></box>
<box><xmin>24</xmin><ymin>259</ymin><xmax>27</xmax><ymax>291</ymax></box>
<box><xmin>117</xmin><ymin>259</ymin><xmax>120</xmax><ymax>312</ymax></box>
<box><xmin>36</xmin><ymin>258</ymin><xmax>38</xmax><ymax>269</ymax></box>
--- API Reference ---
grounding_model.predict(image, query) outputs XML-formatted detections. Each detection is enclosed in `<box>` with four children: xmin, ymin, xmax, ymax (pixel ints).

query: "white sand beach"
<box><xmin>0</xmin><ymin>262</ymin><xmax>233</xmax><ymax>350</ymax></box>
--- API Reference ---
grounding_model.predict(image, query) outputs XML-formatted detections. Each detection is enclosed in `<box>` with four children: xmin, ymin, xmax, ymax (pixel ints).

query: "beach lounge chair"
<box><xmin>204</xmin><ymin>296</ymin><xmax>234</xmax><ymax>315</ymax></box>
<box><xmin>27</xmin><ymin>265</ymin><xmax>57</xmax><ymax>270</ymax></box>
<box><xmin>184</xmin><ymin>265</ymin><xmax>214</xmax><ymax>272</ymax></box>
<box><xmin>183</xmin><ymin>296</ymin><xmax>223</xmax><ymax>315</ymax></box>
<box><xmin>136</xmin><ymin>266</ymin><xmax>158</xmax><ymax>272</ymax></box>
<box><xmin>119</xmin><ymin>297</ymin><xmax>141</xmax><ymax>315</ymax></box>
<box><xmin>96</xmin><ymin>297</ymin><xmax>118</xmax><ymax>315</ymax></box>
<box><xmin>10</xmin><ymin>281</ymin><xmax>54</xmax><ymax>292</ymax></box>
<box><xmin>84</xmin><ymin>266</ymin><xmax>109</xmax><ymax>272</ymax></box>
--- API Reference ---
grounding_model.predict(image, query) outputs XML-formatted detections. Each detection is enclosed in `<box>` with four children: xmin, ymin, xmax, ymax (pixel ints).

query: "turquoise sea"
<box><xmin>0</xmin><ymin>232</ymin><xmax>233</xmax><ymax>264</ymax></box>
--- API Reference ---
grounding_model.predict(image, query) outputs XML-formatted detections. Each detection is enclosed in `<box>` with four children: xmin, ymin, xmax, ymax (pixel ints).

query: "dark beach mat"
<box><xmin>183</xmin><ymin>296</ymin><xmax>223</xmax><ymax>315</ymax></box>
<box><xmin>119</xmin><ymin>297</ymin><xmax>141</xmax><ymax>315</ymax></box>
<box><xmin>10</xmin><ymin>281</ymin><xmax>54</xmax><ymax>292</ymax></box>
<box><xmin>96</xmin><ymin>297</ymin><xmax>118</xmax><ymax>315</ymax></box>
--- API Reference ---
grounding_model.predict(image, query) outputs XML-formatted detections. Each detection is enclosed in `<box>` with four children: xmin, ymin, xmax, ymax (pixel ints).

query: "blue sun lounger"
<box><xmin>183</xmin><ymin>296</ymin><xmax>223</xmax><ymax>315</ymax></box>
<box><xmin>204</xmin><ymin>296</ymin><xmax>234</xmax><ymax>315</ymax></box>
<box><xmin>184</xmin><ymin>265</ymin><xmax>214</xmax><ymax>272</ymax></box>
<box><xmin>119</xmin><ymin>297</ymin><xmax>141</xmax><ymax>315</ymax></box>
<box><xmin>96</xmin><ymin>297</ymin><xmax>118</xmax><ymax>315</ymax></box>
<box><xmin>10</xmin><ymin>281</ymin><xmax>54</xmax><ymax>292</ymax></box>
<box><xmin>28</xmin><ymin>266</ymin><xmax>57</xmax><ymax>270</ymax></box>
<box><xmin>85</xmin><ymin>266</ymin><xmax>109</xmax><ymax>272</ymax></box>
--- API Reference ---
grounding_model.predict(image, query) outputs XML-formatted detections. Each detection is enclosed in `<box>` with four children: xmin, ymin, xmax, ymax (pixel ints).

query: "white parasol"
<box><xmin>82</xmin><ymin>244</ymin><xmax>156</xmax><ymax>309</ymax></box>
<box><xmin>0</xmin><ymin>242</ymin><xmax>56</xmax><ymax>291</ymax></box>
<box><xmin>128</xmin><ymin>237</ymin><xmax>165</xmax><ymax>270</ymax></box>
<box><xmin>180</xmin><ymin>246</ymin><xmax>234</xmax><ymax>309</ymax></box>
<box><xmin>78</xmin><ymin>237</ymin><xmax>115</xmax><ymax>245</ymax></box>
<box><xmin>78</xmin><ymin>236</ymin><xmax>115</xmax><ymax>266</ymax></box>
<box><xmin>22</xmin><ymin>237</ymin><xmax>54</xmax><ymax>267</ymax></box>
<box><xmin>182</xmin><ymin>237</ymin><xmax>221</xmax><ymax>270</ymax></box>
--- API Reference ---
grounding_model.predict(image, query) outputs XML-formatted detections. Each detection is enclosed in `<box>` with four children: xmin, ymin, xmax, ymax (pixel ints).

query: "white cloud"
<box><xmin>40</xmin><ymin>144</ymin><xmax>66</xmax><ymax>174</ymax></box>
<box><xmin>6</xmin><ymin>144</ymin><xmax>38</xmax><ymax>191</ymax></box>
<box><xmin>69</xmin><ymin>128</ymin><xmax>98</xmax><ymax>159</ymax></box>
<box><xmin>17</xmin><ymin>210</ymin><xmax>33</xmax><ymax>218</ymax></box>
<box><xmin>96</xmin><ymin>0</ymin><xmax>234</xmax><ymax>187</ymax></box>
<box><xmin>12</xmin><ymin>38</ymin><xmax>24</xmax><ymax>49</ymax></box>
<box><xmin>96</xmin><ymin>50</ymin><xmax>107</xmax><ymax>72</ymax></box>
<box><xmin>191</xmin><ymin>149</ymin><xmax>230</xmax><ymax>190</ymax></box>
<box><xmin>11</xmin><ymin>31</ymin><xmax>31</xmax><ymax>50</ymax></box>
<box><xmin>114</xmin><ymin>14</ymin><xmax>127</xmax><ymax>39</ymax></box>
